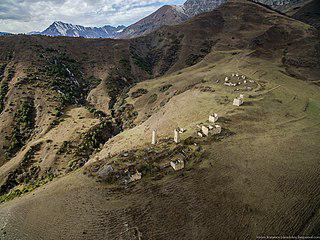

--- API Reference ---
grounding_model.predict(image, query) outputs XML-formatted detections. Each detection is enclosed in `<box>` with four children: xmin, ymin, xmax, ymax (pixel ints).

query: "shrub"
<box><xmin>159</xmin><ymin>84</ymin><xmax>172</xmax><ymax>93</ymax></box>
<box><xmin>131</xmin><ymin>88</ymin><xmax>148</xmax><ymax>98</ymax></box>
<box><xmin>5</xmin><ymin>100</ymin><xmax>36</xmax><ymax>158</ymax></box>
<box><xmin>148</xmin><ymin>94</ymin><xmax>158</xmax><ymax>104</ymax></box>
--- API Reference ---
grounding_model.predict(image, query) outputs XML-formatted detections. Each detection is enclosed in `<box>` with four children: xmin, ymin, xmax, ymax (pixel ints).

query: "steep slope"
<box><xmin>253</xmin><ymin>0</ymin><xmax>304</xmax><ymax>11</ymax></box>
<box><xmin>0</xmin><ymin>8</ymin><xmax>227</xmax><ymax>196</ymax></box>
<box><xmin>40</xmin><ymin>21</ymin><xmax>126</xmax><ymax>38</ymax></box>
<box><xmin>117</xmin><ymin>5</ymin><xmax>189</xmax><ymax>39</ymax></box>
<box><xmin>117</xmin><ymin>0</ymin><xmax>314</xmax><ymax>39</ymax></box>
<box><xmin>184</xmin><ymin>0</ymin><xmax>226</xmax><ymax>16</ymax></box>
<box><xmin>118</xmin><ymin>0</ymin><xmax>226</xmax><ymax>39</ymax></box>
<box><xmin>292</xmin><ymin>0</ymin><xmax>320</xmax><ymax>29</ymax></box>
<box><xmin>0</xmin><ymin>0</ymin><xmax>319</xmax><ymax>239</ymax></box>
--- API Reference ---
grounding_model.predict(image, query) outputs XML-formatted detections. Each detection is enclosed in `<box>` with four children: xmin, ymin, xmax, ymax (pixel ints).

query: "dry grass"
<box><xmin>1</xmin><ymin>53</ymin><xmax>319</xmax><ymax>239</ymax></box>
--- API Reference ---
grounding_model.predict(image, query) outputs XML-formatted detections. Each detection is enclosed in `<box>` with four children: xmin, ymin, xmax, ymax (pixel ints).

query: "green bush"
<box><xmin>148</xmin><ymin>94</ymin><xmax>158</xmax><ymax>104</ymax></box>
<box><xmin>131</xmin><ymin>88</ymin><xmax>148</xmax><ymax>98</ymax></box>
<box><xmin>132</xmin><ymin>55</ymin><xmax>152</xmax><ymax>75</ymax></box>
<box><xmin>0</xmin><ymin>81</ymin><xmax>9</xmax><ymax>112</ymax></box>
<box><xmin>159</xmin><ymin>84</ymin><xmax>172</xmax><ymax>93</ymax></box>
<box><xmin>6</xmin><ymin>100</ymin><xmax>36</xmax><ymax>158</ymax></box>
<box><xmin>45</xmin><ymin>54</ymin><xmax>101</xmax><ymax>107</ymax></box>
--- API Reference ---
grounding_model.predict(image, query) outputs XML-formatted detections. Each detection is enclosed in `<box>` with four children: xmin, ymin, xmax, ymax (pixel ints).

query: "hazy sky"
<box><xmin>0</xmin><ymin>0</ymin><xmax>185</xmax><ymax>33</ymax></box>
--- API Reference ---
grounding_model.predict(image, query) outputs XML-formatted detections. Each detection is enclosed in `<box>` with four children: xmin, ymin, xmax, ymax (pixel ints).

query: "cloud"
<box><xmin>0</xmin><ymin>0</ymin><xmax>184</xmax><ymax>33</ymax></box>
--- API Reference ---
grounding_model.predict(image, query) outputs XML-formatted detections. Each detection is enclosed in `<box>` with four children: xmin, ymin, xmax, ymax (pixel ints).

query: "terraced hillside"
<box><xmin>0</xmin><ymin>0</ymin><xmax>319</xmax><ymax>239</ymax></box>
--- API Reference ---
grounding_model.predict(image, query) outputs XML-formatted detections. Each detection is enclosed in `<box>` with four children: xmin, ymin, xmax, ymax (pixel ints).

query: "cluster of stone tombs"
<box><xmin>126</xmin><ymin>158</ymin><xmax>184</xmax><ymax>183</ymax></box>
<box><xmin>198</xmin><ymin>124</ymin><xmax>222</xmax><ymax>137</ymax></box>
<box><xmin>101</xmin><ymin>85</ymin><xmax>250</xmax><ymax>184</ymax></box>
<box><xmin>146</xmin><ymin>74</ymin><xmax>253</xmax><ymax>176</ymax></box>
<box><xmin>119</xmin><ymin>92</ymin><xmax>247</xmax><ymax>182</ymax></box>
<box><xmin>130</xmin><ymin>92</ymin><xmax>247</xmax><ymax>181</ymax></box>
<box><xmin>224</xmin><ymin>74</ymin><xmax>255</xmax><ymax>91</ymax></box>
<box><xmin>149</xmin><ymin>80</ymin><xmax>254</xmax><ymax>174</ymax></box>
<box><xmin>197</xmin><ymin>113</ymin><xmax>222</xmax><ymax>137</ymax></box>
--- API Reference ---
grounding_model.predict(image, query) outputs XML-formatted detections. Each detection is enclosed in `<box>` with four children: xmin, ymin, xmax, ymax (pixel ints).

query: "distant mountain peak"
<box><xmin>117</xmin><ymin>0</ymin><xmax>226</xmax><ymax>39</ymax></box>
<box><xmin>39</xmin><ymin>21</ymin><xmax>126</xmax><ymax>38</ymax></box>
<box><xmin>53</xmin><ymin>20</ymin><xmax>65</xmax><ymax>24</ymax></box>
<box><xmin>23</xmin><ymin>0</ymin><xmax>310</xmax><ymax>40</ymax></box>
<box><xmin>0</xmin><ymin>32</ymin><xmax>11</xmax><ymax>36</ymax></box>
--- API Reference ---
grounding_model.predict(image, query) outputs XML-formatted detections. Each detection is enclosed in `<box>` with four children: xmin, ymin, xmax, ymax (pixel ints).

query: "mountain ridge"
<box><xmin>34</xmin><ymin>21</ymin><xmax>126</xmax><ymax>38</ymax></box>
<box><xmin>2</xmin><ymin>0</ymin><xmax>314</xmax><ymax>39</ymax></box>
<box><xmin>292</xmin><ymin>0</ymin><xmax>320</xmax><ymax>29</ymax></box>
<box><xmin>117</xmin><ymin>0</ymin><xmax>226</xmax><ymax>39</ymax></box>
<box><xmin>118</xmin><ymin>0</ymin><xmax>315</xmax><ymax>39</ymax></box>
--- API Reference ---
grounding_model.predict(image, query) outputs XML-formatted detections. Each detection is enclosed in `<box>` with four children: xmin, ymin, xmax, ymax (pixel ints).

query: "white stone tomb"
<box><xmin>130</xmin><ymin>171</ymin><xmax>142</xmax><ymax>182</ymax></box>
<box><xmin>170</xmin><ymin>160</ymin><xmax>185</xmax><ymax>171</ymax></box>
<box><xmin>209</xmin><ymin>113</ymin><xmax>219</xmax><ymax>123</ymax></box>
<box><xmin>174</xmin><ymin>129</ymin><xmax>181</xmax><ymax>144</ymax></box>
<box><xmin>152</xmin><ymin>129</ymin><xmax>157</xmax><ymax>145</ymax></box>
<box><xmin>202</xmin><ymin>126</ymin><xmax>210</xmax><ymax>136</ymax></box>
<box><xmin>233</xmin><ymin>98</ymin><xmax>243</xmax><ymax>106</ymax></box>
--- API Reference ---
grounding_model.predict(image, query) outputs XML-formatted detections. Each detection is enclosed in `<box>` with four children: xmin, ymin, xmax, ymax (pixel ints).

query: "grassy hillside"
<box><xmin>1</xmin><ymin>49</ymin><xmax>319</xmax><ymax>239</ymax></box>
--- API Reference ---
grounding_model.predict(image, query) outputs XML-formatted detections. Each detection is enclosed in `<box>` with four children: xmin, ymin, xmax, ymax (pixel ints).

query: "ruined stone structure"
<box><xmin>212</xmin><ymin>125</ymin><xmax>222</xmax><ymax>134</ymax></box>
<box><xmin>209</xmin><ymin>113</ymin><xmax>219</xmax><ymax>123</ymax></box>
<box><xmin>199</xmin><ymin>123</ymin><xmax>222</xmax><ymax>137</ymax></box>
<box><xmin>233</xmin><ymin>98</ymin><xmax>243</xmax><ymax>106</ymax></box>
<box><xmin>152</xmin><ymin>129</ymin><xmax>157</xmax><ymax>145</ymax></box>
<box><xmin>174</xmin><ymin>129</ymin><xmax>181</xmax><ymax>143</ymax></box>
<box><xmin>97</xmin><ymin>164</ymin><xmax>114</xmax><ymax>179</ymax></box>
<box><xmin>178</xmin><ymin>128</ymin><xmax>186</xmax><ymax>133</ymax></box>
<box><xmin>198</xmin><ymin>131</ymin><xmax>204</xmax><ymax>137</ymax></box>
<box><xmin>130</xmin><ymin>171</ymin><xmax>142</xmax><ymax>182</ymax></box>
<box><xmin>170</xmin><ymin>160</ymin><xmax>185</xmax><ymax>171</ymax></box>
<box><xmin>202</xmin><ymin>126</ymin><xmax>210</xmax><ymax>136</ymax></box>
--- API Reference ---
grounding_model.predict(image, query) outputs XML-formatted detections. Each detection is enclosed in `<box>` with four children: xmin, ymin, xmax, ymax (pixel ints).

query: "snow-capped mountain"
<box><xmin>38</xmin><ymin>21</ymin><xmax>125</xmax><ymax>38</ymax></box>
<box><xmin>117</xmin><ymin>0</ymin><xmax>226</xmax><ymax>39</ymax></box>
<box><xmin>0</xmin><ymin>32</ymin><xmax>11</xmax><ymax>36</ymax></box>
<box><xmin>22</xmin><ymin>0</ymin><xmax>310</xmax><ymax>40</ymax></box>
